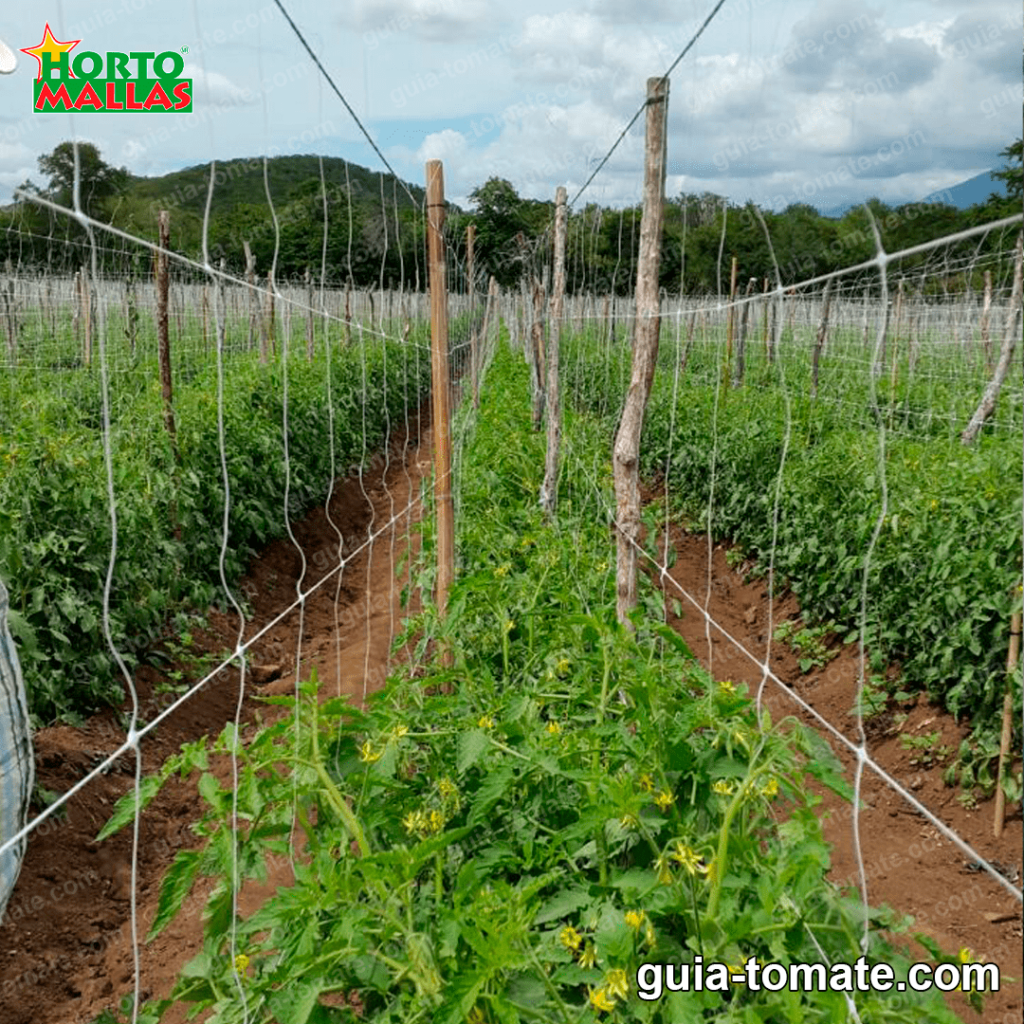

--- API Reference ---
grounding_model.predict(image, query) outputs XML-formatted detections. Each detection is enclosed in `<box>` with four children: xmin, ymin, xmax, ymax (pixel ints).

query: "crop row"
<box><xmin>99</xmin><ymin>338</ymin><xmax>970</xmax><ymax>1023</ymax></box>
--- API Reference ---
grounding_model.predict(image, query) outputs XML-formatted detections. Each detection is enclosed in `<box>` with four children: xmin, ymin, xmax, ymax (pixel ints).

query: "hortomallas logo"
<box><xmin>21</xmin><ymin>23</ymin><xmax>192</xmax><ymax>112</ymax></box>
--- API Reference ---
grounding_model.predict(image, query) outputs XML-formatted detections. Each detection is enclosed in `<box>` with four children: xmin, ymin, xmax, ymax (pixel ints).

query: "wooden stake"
<box><xmin>994</xmin><ymin>611</ymin><xmax>1021</xmax><ymax>837</ymax></box>
<box><xmin>962</xmin><ymin>232</ymin><xmax>1024</xmax><ymax>444</ymax></box>
<box><xmin>467</xmin><ymin>223</ymin><xmax>477</xmax><ymax>407</ymax></box>
<box><xmin>811</xmin><ymin>278</ymin><xmax>833</xmax><ymax>399</ymax></box>
<box><xmin>541</xmin><ymin>185</ymin><xmax>567</xmax><ymax>517</ymax></box>
<box><xmin>425</xmin><ymin>160</ymin><xmax>454</xmax><ymax>651</ymax></box>
<box><xmin>613</xmin><ymin>76</ymin><xmax>668</xmax><ymax>627</ymax></box>
<box><xmin>156</xmin><ymin>211</ymin><xmax>177</xmax><ymax>458</ymax></box>
<box><xmin>980</xmin><ymin>269</ymin><xmax>993</xmax><ymax>374</ymax></box>
<box><xmin>723</xmin><ymin>255</ymin><xmax>738</xmax><ymax>388</ymax></box>
<box><xmin>243</xmin><ymin>241</ymin><xmax>257</xmax><ymax>351</ymax></box>
<box><xmin>530</xmin><ymin>278</ymin><xmax>547</xmax><ymax>430</ymax></box>
<box><xmin>305</xmin><ymin>267</ymin><xmax>315</xmax><ymax>361</ymax></box>
<box><xmin>734</xmin><ymin>276</ymin><xmax>757</xmax><ymax>386</ymax></box>
<box><xmin>80</xmin><ymin>266</ymin><xmax>92</xmax><ymax>367</ymax></box>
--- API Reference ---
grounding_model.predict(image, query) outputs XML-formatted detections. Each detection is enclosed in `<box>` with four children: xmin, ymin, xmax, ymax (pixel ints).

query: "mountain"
<box><xmin>919</xmin><ymin>169</ymin><xmax>1008</xmax><ymax>209</ymax></box>
<box><xmin>818</xmin><ymin>167</ymin><xmax>1009</xmax><ymax>218</ymax></box>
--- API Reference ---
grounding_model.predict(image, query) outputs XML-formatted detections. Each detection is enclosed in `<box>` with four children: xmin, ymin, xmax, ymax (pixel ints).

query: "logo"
<box><xmin>21</xmin><ymin>23</ymin><xmax>192</xmax><ymax>112</ymax></box>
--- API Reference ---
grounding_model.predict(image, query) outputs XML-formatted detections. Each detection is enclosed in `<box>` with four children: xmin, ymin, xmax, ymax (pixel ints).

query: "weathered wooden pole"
<box><xmin>466</xmin><ymin>223</ymin><xmax>478</xmax><ymax>407</ymax></box>
<box><xmin>811</xmin><ymin>277</ymin><xmax>833</xmax><ymax>399</ymax></box>
<box><xmin>723</xmin><ymin>255</ymin><xmax>737</xmax><ymax>388</ymax></box>
<box><xmin>980</xmin><ymin>269</ymin><xmax>993</xmax><ymax>373</ymax></box>
<box><xmin>156</xmin><ymin>211</ymin><xmax>177</xmax><ymax>455</ymax></box>
<box><xmin>613</xmin><ymin>76</ymin><xmax>668</xmax><ymax>627</ymax></box>
<box><xmin>530</xmin><ymin>278</ymin><xmax>547</xmax><ymax>430</ymax></box>
<box><xmin>962</xmin><ymin>232</ymin><xmax>1023</xmax><ymax>444</ymax></box>
<box><xmin>243</xmin><ymin>241</ymin><xmax>257</xmax><ymax>351</ymax></box>
<box><xmin>541</xmin><ymin>185</ymin><xmax>567</xmax><ymax>516</ymax></box>
<box><xmin>733</xmin><ymin>275</ymin><xmax>757</xmax><ymax>386</ymax></box>
<box><xmin>305</xmin><ymin>267</ymin><xmax>315</xmax><ymax>361</ymax></box>
<box><xmin>425</xmin><ymin>160</ymin><xmax>455</xmax><ymax>650</ymax></box>
<box><xmin>994</xmin><ymin>610</ymin><xmax>1021</xmax><ymax>837</ymax></box>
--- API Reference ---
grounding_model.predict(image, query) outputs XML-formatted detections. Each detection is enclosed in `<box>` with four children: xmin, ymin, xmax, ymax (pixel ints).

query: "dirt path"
<box><xmin>0</xmin><ymin>408</ymin><xmax>432</xmax><ymax>1024</ymax></box>
<box><xmin>653</xmin><ymin>525</ymin><xmax>1022</xmax><ymax>1024</ymax></box>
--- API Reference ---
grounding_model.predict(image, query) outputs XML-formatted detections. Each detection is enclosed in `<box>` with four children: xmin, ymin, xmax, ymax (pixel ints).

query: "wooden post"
<box><xmin>425</xmin><ymin>160</ymin><xmax>455</xmax><ymax>650</ymax></box>
<box><xmin>994</xmin><ymin>611</ymin><xmax>1021</xmax><ymax>837</ymax></box>
<box><xmin>889</xmin><ymin>279</ymin><xmax>904</xmax><ymax>415</ymax></box>
<box><xmin>201</xmin><ymin>282</ymin><xmax>210</xmax><ymax>355</ymax></box>
<box><xmin>980</xmin><ymin>269</ymin><xmax>993</xmax><ymax>373</ymax></box>
<box><xmin>345</xmin><ymin>278</ymin><xmax>353</xmax><ymax>346</ymax></box>
<box><xmin>613</xmin><ymin>76</ymin><xmax>668</xmax><ymax>627</ymax></box>
<box><xmin>530</xmin><ymin>278</ymin><xmax>547</xmax><ymax>430</ymax></box>
<box><xmin>243</xmin><ymin>241</ymin><xmax>257</xmax><ymax>352</ymax></box>
<box><xmin>723</xmin><ymin>255</ymin><xmax>737</xmax><ymax>388</ymax></box>
<box><xmin>962</xmin><ymin>232</ymin><xmax>1024</xmax><ymax>444</ymax></box>
<box><xmin>156</xmin><ymin>211</ymin><xmax>177</xmax><ymax>452</ymax></box>
<box><xmin>761</xmin><ymin>277</ymin><xmax>770</xmax><ymax>366</ymax></box>
<box><xmin>305</xmin><ymin>267</ymin><xmax>315</xmax><ymax>361</ymax></box>
<box><xmin>811</xmin><ymin>278</ymin><xmax>833</xmax><ymax>399</ymax></box>
<box><xmin>733</xmin><ymin>276</ymin><xmax>757</xmax><ymax>386</ymax></box>
<box><xmin>541</xmin><ymin>185</ymin><xmax>567</xmax><ymax>516</ymax></box>
<box><xmin>265</xmin><ymin>270</ymin><xmax>276</xmax><ymax>360</ymax></box>
<box><xmin>80</xmin><ymin>266</ymin><xmax>92</xmax><ymax>367</ymax></box>
<box><xmin>467</xmin><ymin>223</ymin><xmax>478</xmax><ymax>407</ymax></box>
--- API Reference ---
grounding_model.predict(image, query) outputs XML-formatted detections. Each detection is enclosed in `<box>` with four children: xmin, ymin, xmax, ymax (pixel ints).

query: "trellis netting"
<box><xmin>0</xmin><ymin>576</ymin><xmax>33</xmax><ymax>922</ymax></box>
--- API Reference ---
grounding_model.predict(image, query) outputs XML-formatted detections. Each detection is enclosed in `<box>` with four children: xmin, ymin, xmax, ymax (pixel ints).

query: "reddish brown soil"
<box><xmin>2</xmin><ymin>422</ymin><xmax>1020</xmax><ymax>1024</ymax></box>
<box><xmin>652</xmin><ymin>523</ymin><xmax>1022</xmax><ymax>1024</ymax></box>
<box><xmin>0</xmin><ymin>408</ymin><xmax>431</xmax><ymax>1024</ymax></box>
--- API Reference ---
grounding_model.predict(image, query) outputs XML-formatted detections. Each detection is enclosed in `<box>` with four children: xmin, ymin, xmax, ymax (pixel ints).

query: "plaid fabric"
<box><xmin>0</xmin><ymin>577</ymin><xmax>33</xmax><ymax>922</ymax></box>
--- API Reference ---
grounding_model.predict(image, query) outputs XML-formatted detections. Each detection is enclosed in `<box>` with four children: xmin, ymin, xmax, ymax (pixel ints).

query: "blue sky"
<box><xmin>0</xmin><ymin>0</ymin><xmax>1020</xmax><ymax>213</ymax></box>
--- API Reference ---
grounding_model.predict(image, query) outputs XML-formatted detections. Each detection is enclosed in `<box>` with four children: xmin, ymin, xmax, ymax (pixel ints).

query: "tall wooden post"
<box><xmin>723</xmin><ymin>255</ymin><xmax>737</xmax><ymax>388</ymax></box>
<box><xmin>156</xmin><ymin>211</ymin><xmax>176</xmax><ymax>455</ymax></box>
<box><xmin>994</xmin><ymin>611</ymin><xmax>1021</xmax><ymax>837</ymax></box>
<box><xmin>243</xmin><ymin>241</ymin><xmax>257</xmax><ymax>351</ymax></box>
<box><xmin>305</xmin><ymin>267</ymin><xmax>315</xmax><ymax>361</ymax></box>
<box><xmin>613</xmin><ymin>77</ymin><xmax>668</xmax><ymax>627</ymax></box>
<box><xmin>264</xmin><ymin>270</ymin><xmax>276</xmax><ymax>361</ymax></box>
<box><xmin>466</xmin><ymin>223</ymin><xmax>478</xmax><ymax>406</ymax></box>
<box><xmin>811</xmin><ymin>278</ymin><xmax>833</xmax><ymax>399</ymax></box>
<box><xmin>962</xmin><ymin>232</ymin><xmax>1024</xmax><ymax>444</ymax></box>
<box><xmin>425</xmin><ymin>160</ymin><xmax>454</xmax><ymax>647</ymax></box>
<box><xmin>541</xmin><ymin>185</ymin><xmax>567</xmax><ymax>517</ymax></box>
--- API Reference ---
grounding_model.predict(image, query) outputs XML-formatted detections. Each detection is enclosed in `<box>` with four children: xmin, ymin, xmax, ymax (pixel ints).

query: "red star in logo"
<box><xmin>21</xmin><ymin>23</ymin><xmax>80</xmax><ymax>81</ymax></box>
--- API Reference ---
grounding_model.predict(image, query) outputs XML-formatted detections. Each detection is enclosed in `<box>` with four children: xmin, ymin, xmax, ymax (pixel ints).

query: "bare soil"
<box><xmin>1</xmin><ymin>423</ymin><xmax>1020</xmax><ymax>1024</ymax></box>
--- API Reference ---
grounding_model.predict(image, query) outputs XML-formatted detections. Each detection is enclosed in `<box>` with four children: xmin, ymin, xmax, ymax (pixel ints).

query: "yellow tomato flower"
<box><xmin>761</xmin><ymin>776</ymin><xmax>779</xmax><ymax>798</ymax></box>
<box><xmin>494</xmin><ymin>563</ymin><xmax>510</xmax><ymax>577</ymax></box>
<box><xmin>559</xmin><ymin>925</ymin><xmax>583</xmax><ymax>952</ymax></box>
<box><xmin>579</xmin><ymin>943</ymin><xmax>598</xmax><ymax>969</ymax></box>
<box><xmin>669</xmin><ymin>841</ymin><xmax>703</xmax><ymax>876</ymax></box>
<box><xmin>620</xmin><ymin>813</ymin><xmax>639</xmax><ymax>830</ymax></box>
<box><xmin>604</xmin><ymin>969</ymin><xmax>629</xmax><ymax>1000</ymax></box>
<box><xmin>428</xmin><ymin>809</ymin><xmax>445</xmax><ymax>834</ymax></box>
<box><xmin>624</xmin><ymin>910</ymin><xmax>645</xmax><ymax>931</ymax></box>
<box><xmin>546</xmin><ymin>720</ymin><xmax>561</xmax><ymax>736</ymax></box>
<box><xmin>712</xmin><ymin>780</ymin><xmax>734</xmax><ymax>796</ymax></box>
<box><xmin>637</xmin><ymin>773</ymin><xmax>654</xmax><ymax>793</ymax></box>
<box><xmin>589</xmin><ymin>987</ymin><xmax>616</xmax><ymax>1013</ymax></box>
<box><xmin>360</xmin><ymin>740</ymin><xmax>382</xmax><ymax>763</ymax></box>
<box><xmin>718</xmin><ymin>680</ymin><xmax>736</xmax><ymax>694</ymax></box>
<box><xmin>504</xmin><ymin>619</ymin><xmax>515</xmax><ymax>633</ymax></box>
<box><xmin>233</xmin><ymin>953</ymin><xmax>250</xmax><ymax>974</ymax></box>
<box><xmin>556</xmin><ymin>657</ymin><xmax>571</xmax><ymax>677</ymax></box>
<box><xmin>654</xmin><ymin>789</ymin><xmax>674</xmax><ymax>811</ymax></box>
<box><xmin>391</xmin><ymin>724</ymin><xmax>409</xmax><ymax>739</ymax></box>
<box><xmin>478</xmin><ymin>714</ymin><xmax>495</xmax><ymax>729</ymax></box>
<box><xmin>438</xmin><ymin>777</ymin><xmax>457</xmax><ymax>800</ymax></box>
<box><xmin>958</xmin><ymin>947</ymin><xmax>973</xmax><ymax>964</ymax></box>
<box><xmin>402</xmin><ymin>810</ymin><xmax>426</xmax><ymax>835</ymax></box>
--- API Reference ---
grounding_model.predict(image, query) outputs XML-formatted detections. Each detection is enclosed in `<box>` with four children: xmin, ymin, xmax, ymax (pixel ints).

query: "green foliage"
<box><xmin>100</xmin><ymin>343</ymin><xmax>969</xmax><ymax>1023</ymax></box>
<box><xmin>561</xmin><ymin>323</ymin><xmax>1022</xmax><ymax>773</ymax></box>
<box><xmin>0</xmin><ymin>334</ymin><xmax>431</xmax><ymax>724</ymax></box>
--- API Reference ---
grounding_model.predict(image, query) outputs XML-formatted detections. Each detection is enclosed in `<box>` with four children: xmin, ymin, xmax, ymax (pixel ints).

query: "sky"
<box><xmin>0</xmin><ymin>0</ymin><xmax>1020</xmax><ymax>215</ymax></box>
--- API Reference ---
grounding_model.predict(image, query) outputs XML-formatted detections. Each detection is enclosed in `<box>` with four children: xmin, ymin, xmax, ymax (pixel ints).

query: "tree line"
<box><xmin>1</xmin><ymin>139</ymin><xmax>1019</xmax><ymax>296</ymax></box>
